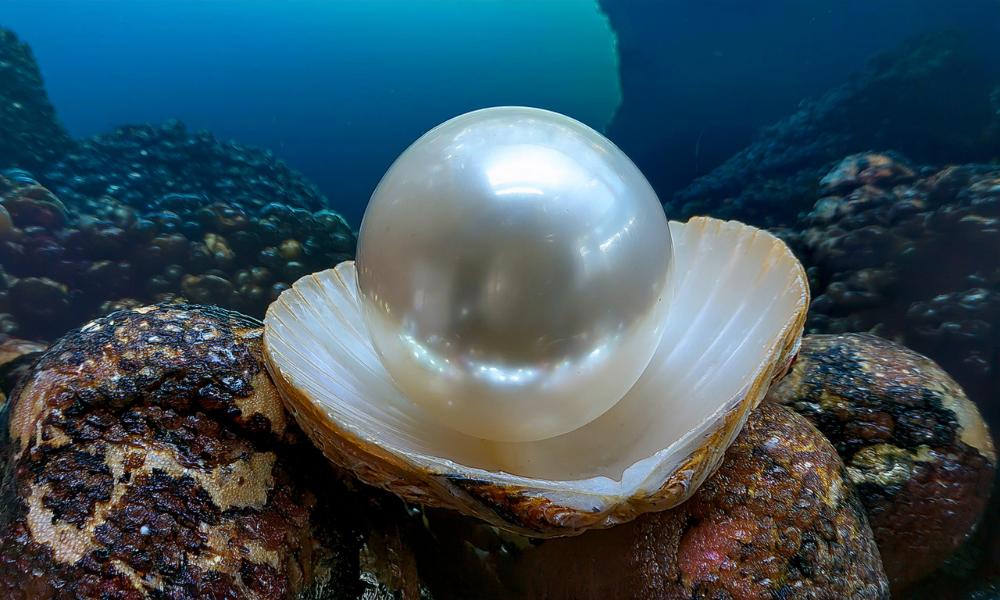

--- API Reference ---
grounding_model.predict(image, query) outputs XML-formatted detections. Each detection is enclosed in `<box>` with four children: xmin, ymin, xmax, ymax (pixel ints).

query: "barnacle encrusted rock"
<box><xmin>418</xmin><ymin>403</ymin><xmax>889</xmax><ymax>599</ymax></box>
<box><xmin>0</xmin><ymin>304</ymin><xmax>424</xmax><ymax>599</ymax></box>
<box><xmin>769</xmin><ymin>333</ymin><xmax>996</xmax><ymax>590</ymax></box>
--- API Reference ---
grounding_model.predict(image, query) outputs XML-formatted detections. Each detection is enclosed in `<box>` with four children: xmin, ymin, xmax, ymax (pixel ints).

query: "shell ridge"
<box><xmin>653</xmin><ymin>219</ymin><xmax>761</xmax><ymax>398</ymax></box>
<box><xmin>656</xmin><ymin>218</ymin><xmax>744</xmax><ymax>368</ymax></box>
<box><xmin>293</xmin><ymin>272</ymin><xmax>385</xmax><ymax>384</ymax></box>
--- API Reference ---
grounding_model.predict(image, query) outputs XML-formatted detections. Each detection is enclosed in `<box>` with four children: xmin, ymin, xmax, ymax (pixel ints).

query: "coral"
<box><xmin>673</xmin><ymin>32</ymin><xmax>1000</xmax><ymax>227</ymax></box>
<box><xmin>417</xmin><ymin>403</ymin><xmax>889</xmax><ymax>599</ymax></box>
<box><xmin>770</xmin><ymin>333</ymin><xmax>996</xmax><ymax>590</ymax></box>
<box><xmin>0</xmin><ymin>304</ymin><xmax>427</xmax><ymax>599</ymax></box>
<box><xmin>0</xmin><ymin>29</ymin><xmax>74</xmax><ymax>171</ymax></box>
<box><xmin>0</xmin><ymin>171</ymin><xmax>355</xmax><ymax>341</ymax></box>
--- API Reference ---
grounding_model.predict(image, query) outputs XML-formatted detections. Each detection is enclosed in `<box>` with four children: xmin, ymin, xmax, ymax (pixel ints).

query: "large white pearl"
<box><xmin>357</xmin><ymin>107</ymin><xmax>672</xmax><ymax>442</ymax></box>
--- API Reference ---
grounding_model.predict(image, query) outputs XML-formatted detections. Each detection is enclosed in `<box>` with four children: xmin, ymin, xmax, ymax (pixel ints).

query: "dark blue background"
<box><xmin>4</xmin><ymin>0</ymin><xmax>999</xmax><ymax>225</ymax></box>
<box><xmin>3</xmin><ymin>0</ymin><xmax>621</xmax><ymax>225</ymax></box>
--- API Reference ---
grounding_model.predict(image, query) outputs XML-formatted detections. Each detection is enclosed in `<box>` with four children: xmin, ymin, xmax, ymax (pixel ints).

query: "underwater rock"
<box><xmin>0</xmin><ymin>304</ymin><xmax>428</xmax><ymax>599</ymax></box>
<box><xmin>0</xmin><ymin>336</ymin><xmax>45</xmax><ymax>408</ymax></box>
<box><xmin>769</xmin><ymin>333</ymin><xmax>996</xmax><ymax>591</ymax></box>
<box><xmin>0</xmin><ymin>29</ymin><xmax>74</xmax><ymax>171</ymax></box>
<box><xmin>0</xmin><ymin>315</ymin><xmax>15</xmax><ymax>338</ymax></box>
<box><xmin>794</xmin><ymin>154</ymin><xmax>1000</xmax><ymax>431</ymax></box>
<box><xmin>0</xmin><ymin>30</ymin><xmax>356</xmax><ymax>341</ymax></box>
<box><xmin>417</xmin><ymin>402</ymin><xmax>889</xmax><ymax>599</ymax></box>
<box><xmin>0</xmin><ymin>172</ymin><xmax>356</xmax><ymax>341</ymax></box>
<box><xmin>673</xmin><ymin>32</ymin><xmax>1000</xmax><ymax>227</ymax></box>
<box><xmin>8</xmin><ymin>277</ymin><xmax>70</xmax><ymax>328</ymax></box>
<box><xmin>0</xmin><ymin>337</ymin><xmax>45</xmax><ymax>368</ymax></box>
<box><xmin>1</xmin><ymin>183</ymin><xmax>67</xmax><ymax>229</ymax></box>
<box><xmin>43</xmin><ymin>120</ymin><xmax>327</xmax><ymax>215</ymax></box>
<box><xmin>817</xmin><ymin>152</ymin><xmax>917</xmax><ymax>193</ymax></box>
<box><xmin>962</xmin><ymin>580</ymin><xmax>1000</xmax><ymax>600</ymax></box>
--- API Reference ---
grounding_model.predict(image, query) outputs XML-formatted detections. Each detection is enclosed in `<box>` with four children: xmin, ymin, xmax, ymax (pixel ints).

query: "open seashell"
<box><xmin>264</xmin><ymin>216</ymin><xmax>808</xmax><ymax>537</ymax></box>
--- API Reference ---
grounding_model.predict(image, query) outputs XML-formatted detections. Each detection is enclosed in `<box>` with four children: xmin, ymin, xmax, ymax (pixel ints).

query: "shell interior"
<box><xmin>264</xmin><ymin>217</ymin><xmax>809</xmax><ymax>532</ymax></box>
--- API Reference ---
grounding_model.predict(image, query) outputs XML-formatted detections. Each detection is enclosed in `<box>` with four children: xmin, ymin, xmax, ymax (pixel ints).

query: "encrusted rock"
<box><xmin>8</xmin><ymin>277</ymin><xmax>70</xmax><ymax>328</ymax></box>
<box><xmin>418</xmin><ymin>403</ymin><xmax>889</xmax><ymax>599</ymax></box>
<box><xmin>0</xmin><ymin>172</ymin><xmax>356</xmax><ymax>342</ymax></box>
<box><xmin>770</xmin><ymin>333</ymin><xmax>996</xmax><ymax>590</ymax></box>
<box><xmin>44</xmin><ymin>120</ymin><xmax>327</xmax><ymax>214</ymax></box>
<box><xmin>0</xmin><ymin>205</ymin><xmax>13</xmax><ymax>240</ymax></box>
<box><xmin>0</xmin><ymin>28</ymin><xmax>358</xmax><ymax>342</ymax></box>
<box><xmin>818</xmin><ymin>152</ymin><xmax>917</xmax><ymax>193</ymax></box>
<box><xmin>794</xmin><ymin>154</ymin><xmax>1000</xmax><ymax>431</ymax></box>
<box><xmin>0</xmin><ymin>304</ymin><xmax>426</xmax><ymax>599</ymax></box>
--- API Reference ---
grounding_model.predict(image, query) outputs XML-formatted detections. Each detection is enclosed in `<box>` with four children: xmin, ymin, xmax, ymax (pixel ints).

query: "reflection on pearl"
<box><xmin>357</xmin><ymin>107</ymin><xmax>673</xmax><ymax>442</ymax></box>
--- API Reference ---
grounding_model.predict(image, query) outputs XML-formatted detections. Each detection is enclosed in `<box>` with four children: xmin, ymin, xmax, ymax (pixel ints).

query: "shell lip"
<box><xmin>263</xmin><ymin>216</ymin><xmax>810</xmax><ymax>532</ymax></box>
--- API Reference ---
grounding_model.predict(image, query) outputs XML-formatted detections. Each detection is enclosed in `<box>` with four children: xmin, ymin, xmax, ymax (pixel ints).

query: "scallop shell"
<box><xmin>264</xmin><ymin>217</ymin><xmax>809</xmax><ymax>537</ymax></box>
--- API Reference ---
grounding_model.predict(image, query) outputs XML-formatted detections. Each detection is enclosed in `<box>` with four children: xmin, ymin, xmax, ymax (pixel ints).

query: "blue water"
<box><xmin>603</xmin><ymin>0</ymin><xmax>1000</xmax><ymax>199</ymax></box>
<box><xmin>3</xmin><ymin>0</ymin><xmax>622</xmax><ymax>226</ymax></box>
<box><xmin>4</xmin><ymin>0</ymin><xmax>1000</xmax><ymax>225</ymax></box>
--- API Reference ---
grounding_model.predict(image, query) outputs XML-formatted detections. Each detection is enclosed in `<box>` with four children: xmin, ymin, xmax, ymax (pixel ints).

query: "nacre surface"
<box><xmin>357</xmin><ymin>107</ymin><xmax>672</xmax><ymax>442</ymax></box>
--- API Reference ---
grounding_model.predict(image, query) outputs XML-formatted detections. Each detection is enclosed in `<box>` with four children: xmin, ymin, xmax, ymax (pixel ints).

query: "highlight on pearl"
<box><xmin>356</xmin><ymin>106</ymin><xmax>673</xmax><ymax>442</ymax></box>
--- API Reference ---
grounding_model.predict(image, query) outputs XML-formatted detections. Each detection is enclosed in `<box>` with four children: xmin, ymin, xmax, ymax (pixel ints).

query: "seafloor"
<box><xmin>0</xmin><ymin>24</ymin><xmax>999</xmax><ymax>599</ymax></box>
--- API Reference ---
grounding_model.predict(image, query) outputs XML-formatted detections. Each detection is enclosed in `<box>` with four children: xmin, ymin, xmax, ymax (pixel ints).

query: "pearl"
<box><xmin>357</xmin><ymin>107</ymin><xmax>672</xmax><ymax>442</ymax></box>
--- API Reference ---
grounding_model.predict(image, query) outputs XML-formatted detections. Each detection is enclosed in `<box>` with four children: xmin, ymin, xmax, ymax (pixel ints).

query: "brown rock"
<box><xmin>0</xmin><ymin>336</ymin><xmax>45</xmax><ymax>367</ymax></box>
<box><xmin>0</xmin><ymin>304</ymin><xmax>424</xmax><ymax>599</ymax></box>
<box><xmin>769</xmin><ymin>333</ymin><xmax>996</xmax><ymax>591</ymax></box>
<box><xmin>818</xmin><ymin>152</ymin><xmax>916</xmax><ymax>194</ymax></box>
<box><xmin>420</xmin><ymin>403</ymin><xmax>889</xmax><ymax>600</ymax></box>
<box><xmin>278</xmin><ymin>239</ymin><xmax>302</xmax><ymax>260</ymax></box>
<box><xmin>2</xmin><ymin>185</ymin><xmax>67</xmax><ymax>230</ymax></box>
